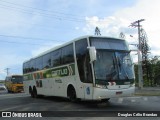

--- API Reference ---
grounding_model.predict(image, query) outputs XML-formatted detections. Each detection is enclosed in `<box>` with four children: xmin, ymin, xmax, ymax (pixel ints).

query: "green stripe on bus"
<box><xmin>23</xmin><ymin>64</ymin><xmax>75</xmax><ymax>81</ymax></box>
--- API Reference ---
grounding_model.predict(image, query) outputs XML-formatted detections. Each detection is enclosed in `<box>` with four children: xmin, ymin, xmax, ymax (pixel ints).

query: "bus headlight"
<box><xmin>95</xmin><ymin>84</ymin><xmax>107</xmax><ymax>89</ymax></box>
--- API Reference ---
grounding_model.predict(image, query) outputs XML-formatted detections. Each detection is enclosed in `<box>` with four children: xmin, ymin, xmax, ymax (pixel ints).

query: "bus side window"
<box><xmin>30</xmin><ymin>60</ymin><xmax>36</xmax><ymax>72</ymax></box>
<box><xmin>51</xmin><ymin>49</ymin><xmax>61</xmax><ymax>67</ymax></box>
<box><xmin>61</xmin><ymin>44</ymin><xmax>74</xmax><ymax>65</ymax></box>
<box><xmin>84</xmin><ymin>52</ymin><xmax>93</xmax><ymax>83</ymax></box>
<box><xmin>36</xmin><ymin>57</ymin><xmax>43</xmax><ymax>71</ymax></box>
<box><xmin>75</xmin><ymin>39</ymin><xmax>93</xmax><ymax>83</ymax></box>
<box><xmin>43</xmin><ymin>53</ymin><xmax>51</xmax><ymax>69</ymax></box>
<box><xmin>26</xmin><ymin>62</ymin><xmax>30</xmax><ymax>73</ymax></box>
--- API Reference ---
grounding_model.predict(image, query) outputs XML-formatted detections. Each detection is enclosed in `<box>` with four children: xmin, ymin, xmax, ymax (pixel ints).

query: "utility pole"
<box><xmin>140</xmin><ymin>28</ymin><xmax>150</xmax><ymax>86</ymax></box>
<box><xmin>130</xmin><ymin>19</ymin><xmax>145</xmax><ymax>89</ymax></box>
<box><xmin>5</xmin><ymin>68</ymin><xmax>10</xmax><ymax>75</ymax></box>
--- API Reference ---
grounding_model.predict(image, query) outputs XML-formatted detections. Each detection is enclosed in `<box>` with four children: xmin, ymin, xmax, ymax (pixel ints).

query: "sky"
<box><xmin>0</xmin><ymin>0</ymin><xmax>160</xmax><ymax>80</ymax></box>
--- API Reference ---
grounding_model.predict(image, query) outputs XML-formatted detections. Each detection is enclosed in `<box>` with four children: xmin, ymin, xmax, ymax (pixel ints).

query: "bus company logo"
<box><xmin>86</xmin><ymin>87</ymin><xmax>90</xmax><ymax>95</ymax></box>
<box><xmin>51</xmin><ymin>65</ymin><xmax>74</xmax><ymax>77</ymax></box>
<box><xmin>2</xmin><ymin>112</ymin><xmax>11</xmax><ymax>117</ymax></box>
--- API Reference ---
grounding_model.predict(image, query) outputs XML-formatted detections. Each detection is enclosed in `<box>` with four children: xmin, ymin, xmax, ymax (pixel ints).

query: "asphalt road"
<box><xmin>0</xmin><ymin>93</ymin><xmax>160</xmax><ymax>120</ymax></box>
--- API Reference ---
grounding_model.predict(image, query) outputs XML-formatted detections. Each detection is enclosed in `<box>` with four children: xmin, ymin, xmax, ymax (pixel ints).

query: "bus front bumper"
<box><xmin>12</xmin><ymin>86</ymin><xmax>24</xmax><ymax>93</ymax></box>
<box><xmin>93</xmin><ymin>86</ymin><xmax>135</xmax><ymax>100</ymax></box>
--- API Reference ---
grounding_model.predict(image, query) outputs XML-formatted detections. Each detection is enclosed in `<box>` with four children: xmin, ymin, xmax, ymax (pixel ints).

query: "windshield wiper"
<box><xmin>117</xmin><ymin>56</ymin><xmax>129</xmax><ymax>80</ymax></box>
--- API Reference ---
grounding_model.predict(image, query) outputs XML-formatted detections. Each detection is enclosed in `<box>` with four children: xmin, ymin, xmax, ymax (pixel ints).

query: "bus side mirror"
<box><xmin>87</xmin><ymin>46</ymin><xmax>97</xmax><ymax>62</ymax></box>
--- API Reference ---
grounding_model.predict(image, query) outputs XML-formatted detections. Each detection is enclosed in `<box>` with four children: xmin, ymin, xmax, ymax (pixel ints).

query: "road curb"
<box><xmin>134</xmin><ymin>93</ymin><xmax>160</xmax><ymax>96</ymax></box>
<box><xmin>134</xmin><ymin>87</ymin><xmax>160</xmax><ymax>96</ymax></box>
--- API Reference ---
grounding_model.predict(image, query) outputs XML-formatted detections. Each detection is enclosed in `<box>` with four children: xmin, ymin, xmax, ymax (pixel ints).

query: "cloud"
<box><xmin>0</xmin><ymin>54</ymin><xmax>27</xmax><ymax>68</ymax></box>
<box><xmin>84</xmin><ymin>16</ymin><xmax>134</xmax><ymax>38</ymax></box>
<box><xmin>0</xmin><ymin>53</ymin><xmax>28</xmax><ymax>79</ymax></box>
<box><xmin>83</xmin><ymin>0</ymin><xmax>160</xmax><ymax>58</ymax></box>
<box><xmin>0</xmin><ymin>0</ymin><xmax>43</xmax><ymax>35</ymax></box>
<box><xmin>31</xmin><ymin>42</ymin><xmax>61</xmax><ymax>57</ymax></box>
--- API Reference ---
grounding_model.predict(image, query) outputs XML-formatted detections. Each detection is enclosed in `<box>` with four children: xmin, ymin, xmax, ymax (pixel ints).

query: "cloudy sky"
<box><xmin>0</xmin><ymin>0</ymin><xmax>160</xmax><ymax>79</ymax></box>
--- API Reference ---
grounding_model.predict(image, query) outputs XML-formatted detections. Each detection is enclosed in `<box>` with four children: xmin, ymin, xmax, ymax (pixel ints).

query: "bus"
<box><xmin>23</xmin><ymin>36</ymin><xmax>135</xmax><ymax>101</ymax></box>
<box><xmin>5</xmin><ymin>75</ymin><xmax>24</xmax><ymax>93</ymax></box>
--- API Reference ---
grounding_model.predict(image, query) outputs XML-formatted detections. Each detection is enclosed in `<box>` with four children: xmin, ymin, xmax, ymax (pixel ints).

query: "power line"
<box><xmin>0</xmin><ymin>34</ymin><xmax>61</xmax><ymax>42</ymax></box>
<box><xmin>0</xmin><ymin>40</ymin><xmax>52</xmax><ymax>46</ymax></box>
<box><xmin>0</xmin><ymin>0</ymin><xmax>86</xmax><ymax>18</ymax></box>
<box><xmin>0</xmin><ymin>0</ymin><xmax>106</xmax><ymax>23</ymax></box>
<box><xmin>0</xmin><ymin>2</ymin><xmax>85</xmax><ymax>22</ymax></box>
<box><xmin>0</xmin><ymin>15</ymin><xmax>80</xmax><ymax>33</ymax></box>
<box><xmin>0</xmin><ymin>34</ymin><xmax>66</xmax><ymax>46</ymax></box>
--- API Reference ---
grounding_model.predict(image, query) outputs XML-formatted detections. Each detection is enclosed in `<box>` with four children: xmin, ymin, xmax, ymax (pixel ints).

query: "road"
<box><xmin>0</xmin><ymin>93</ymin><xmax>160</xmax><ymax>120</ymax></box>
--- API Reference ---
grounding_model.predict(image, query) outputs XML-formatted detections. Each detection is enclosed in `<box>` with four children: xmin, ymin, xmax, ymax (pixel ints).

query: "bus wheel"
<box><xmin>68</xmin><ymin>86</ymin><xmax>77</xmax><ymax>102</ymax></box>
<box><xmin>33</xmin><ymin>87</ymin><xmax>38</xmax><ymax>98</ymax></box>
<box><xmin>29</xmin><ymin>87</ymin><xmax>34</xmax><ymax>98</ymax></box>
<box><xmin>101</xmin><ymin>98</ymin><xmax>110</xmax><ymax>102</ymax></box>
<box><xmin>8</xmin><ymin>90</ymin><xmax>11</xmax><ymax>93</ymax></box>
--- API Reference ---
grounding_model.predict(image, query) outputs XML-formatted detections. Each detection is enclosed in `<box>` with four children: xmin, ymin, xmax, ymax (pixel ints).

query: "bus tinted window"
<box><xmin>75</xmin><ymin>39</ymin><xmax>92</xmax><ymax>83</ymax></box>
<box><xmin>36</xmin><ymin>57</ymin><xmax>43</xmax><ymax>70</ymax></box>
<box><xmin>61</xmin><ymin>44</ymin><xmax>74</xmax><ymax>65</ymax></box>
<box><xmin>90</xmin><ymin>37</ymin><xmax>128</xmax><ymax>50</ymax></box>
<box><xmin>51</xmin><ymin>49</ymin><xmax>61</xmax><ymax>67</ymax></box>
<box><xmin>23</xmin><ymin>63</ymin><xmax>27</xmax><ymax>74</ymax></box>
<box><xmin>30</xmin><ymin>59</ymin><xmax>36</xmax><ymax>72</ymax></box>
<box><xmin>23</xmin><ymin>61</ymin><xmax>30</xmax><ymax>74</ymax></box>
<box><xmin>43</xmin><ymin>53</ymin><xmax>51</xmax><ymax>69</ymax></box>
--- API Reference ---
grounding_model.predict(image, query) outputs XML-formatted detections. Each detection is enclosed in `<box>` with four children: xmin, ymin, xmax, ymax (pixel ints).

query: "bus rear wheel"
<box><xmin>29</xmin><ymin>87</ymin><xmax>34</xmax><ymax>98</ymax></box>
<box><xmin>33</xmin><ymin>87</ymin><xmax>38</xmax><ymax>98</ymax></box>
<box><xmin>101</xmin><ymin>98</ymin><xmax>110</xmax><ymax>102</ymax></box>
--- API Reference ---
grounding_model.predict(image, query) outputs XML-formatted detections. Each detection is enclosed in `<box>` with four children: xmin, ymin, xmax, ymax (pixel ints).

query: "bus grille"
<box><xmin>17</xmin><ymin>86</ymin><xmax>23</xmax><ymax>90</ymax></box>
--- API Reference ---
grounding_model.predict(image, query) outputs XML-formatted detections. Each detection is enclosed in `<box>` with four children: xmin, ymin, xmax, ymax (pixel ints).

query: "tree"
<box><xmin>134</xmin><ymin>56</ymin><xmax>160</xmax><ymax>87</ymax></box>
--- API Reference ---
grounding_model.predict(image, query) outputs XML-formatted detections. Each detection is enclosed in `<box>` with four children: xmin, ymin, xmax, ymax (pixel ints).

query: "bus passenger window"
<box><xmin>43</xmin><ymin>53</ymin><xmax>51</xmax><ymax>69</ymax></box>
<box><xmin>51</xmin><ymin>49</ymin><xmax>61</xmax><ymax>67</ymax></box>
<box><xmin>30</xmin><ymin>60</ymin><xmax>36</xmax><ymax>72</ymax></box>
<box><xmin>75</xmin><ymin>39</ymin><xmax>93</xmax><ymax>83</ymax></box>
<box><xmin>61</xmin><ymin>44</ymin><xmax>74</xmax><ymax>65</ymax></box>
<box><xmin>36</xmin><ymin>57</ymin><xmax>43</xmax><ymax>70</ymax></box>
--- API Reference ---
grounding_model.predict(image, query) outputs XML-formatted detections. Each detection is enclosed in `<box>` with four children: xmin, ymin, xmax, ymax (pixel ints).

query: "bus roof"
<box><xmin>6</xmin><ymin>74</ymin><xmax>23</xmax><ymax>77</ymax></box>
<box><xmin>23</xmin><ymin>35</ymin><xmax>125</xmax><ymax>63</ymax></box>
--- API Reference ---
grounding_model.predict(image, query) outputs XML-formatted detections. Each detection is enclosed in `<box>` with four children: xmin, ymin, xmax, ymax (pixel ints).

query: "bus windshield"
<box><xmin>11</xmin><ymin>76</ymin><xmax>23</xmax><ymax>84</ymax></box>
<box><xmin>94</xmin><ymin>50</ymin><xmax>134</xmax><ymax>81</ymax></box>
<box><xmin>90</xmin><ymin>37</ymin><xmax>134</xmax><ymax>85</ymax></box>
<box><xmin>115</xmin><ymin>52</ymin><xmax>134</xmax><ymax>80</ymax></box>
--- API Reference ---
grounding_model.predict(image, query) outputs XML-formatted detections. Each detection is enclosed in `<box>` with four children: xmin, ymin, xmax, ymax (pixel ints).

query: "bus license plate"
<box><xmin>116</xmin><ymin>91</ymin><xmax>122</xmax><ymax>95</ymax></box>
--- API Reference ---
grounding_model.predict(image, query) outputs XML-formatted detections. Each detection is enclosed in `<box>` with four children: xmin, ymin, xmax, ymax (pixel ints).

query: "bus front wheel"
<box><xmin>67</xmin><ymin>86</ymin><xmax>77</xmax><ymax>102</ymax></box>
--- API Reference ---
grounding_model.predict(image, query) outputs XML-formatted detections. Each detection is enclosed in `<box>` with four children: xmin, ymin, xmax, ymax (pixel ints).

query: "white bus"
<box><xmin>23</xmin><ymin>36</ymin><xmax>135</xmax><ymax>101</ymax></box>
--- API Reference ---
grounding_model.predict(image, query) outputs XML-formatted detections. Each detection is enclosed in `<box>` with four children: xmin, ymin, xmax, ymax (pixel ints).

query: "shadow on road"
<box><xmin>36</xmin><ymin>96</ymin><xmax>130</xmax><ymax>110</ymax></box>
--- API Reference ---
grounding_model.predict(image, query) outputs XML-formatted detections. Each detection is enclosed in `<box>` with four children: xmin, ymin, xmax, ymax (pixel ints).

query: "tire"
<box><xmin>8</xmin><ymin>90</ymin><xmax>11</xmax><ymax>93</ymax></box>
<box><xmin>101</xmin><ymin>98</ymin><xmax>110</xmax><ymax>102</ymax></box>
<box><xmin>68</xmin><ymin>87</ymin><xmax>77</xmax><ymax>102</ymax></box>
<box><xmin>29</xmin><ymin>87</ymin><xmax>34</xmax><ymax>98</ymax></box>
<box><xmin>33</xmin><ymin>87</ymin><xmax>38</xmax><ymax>98</ymax></box>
